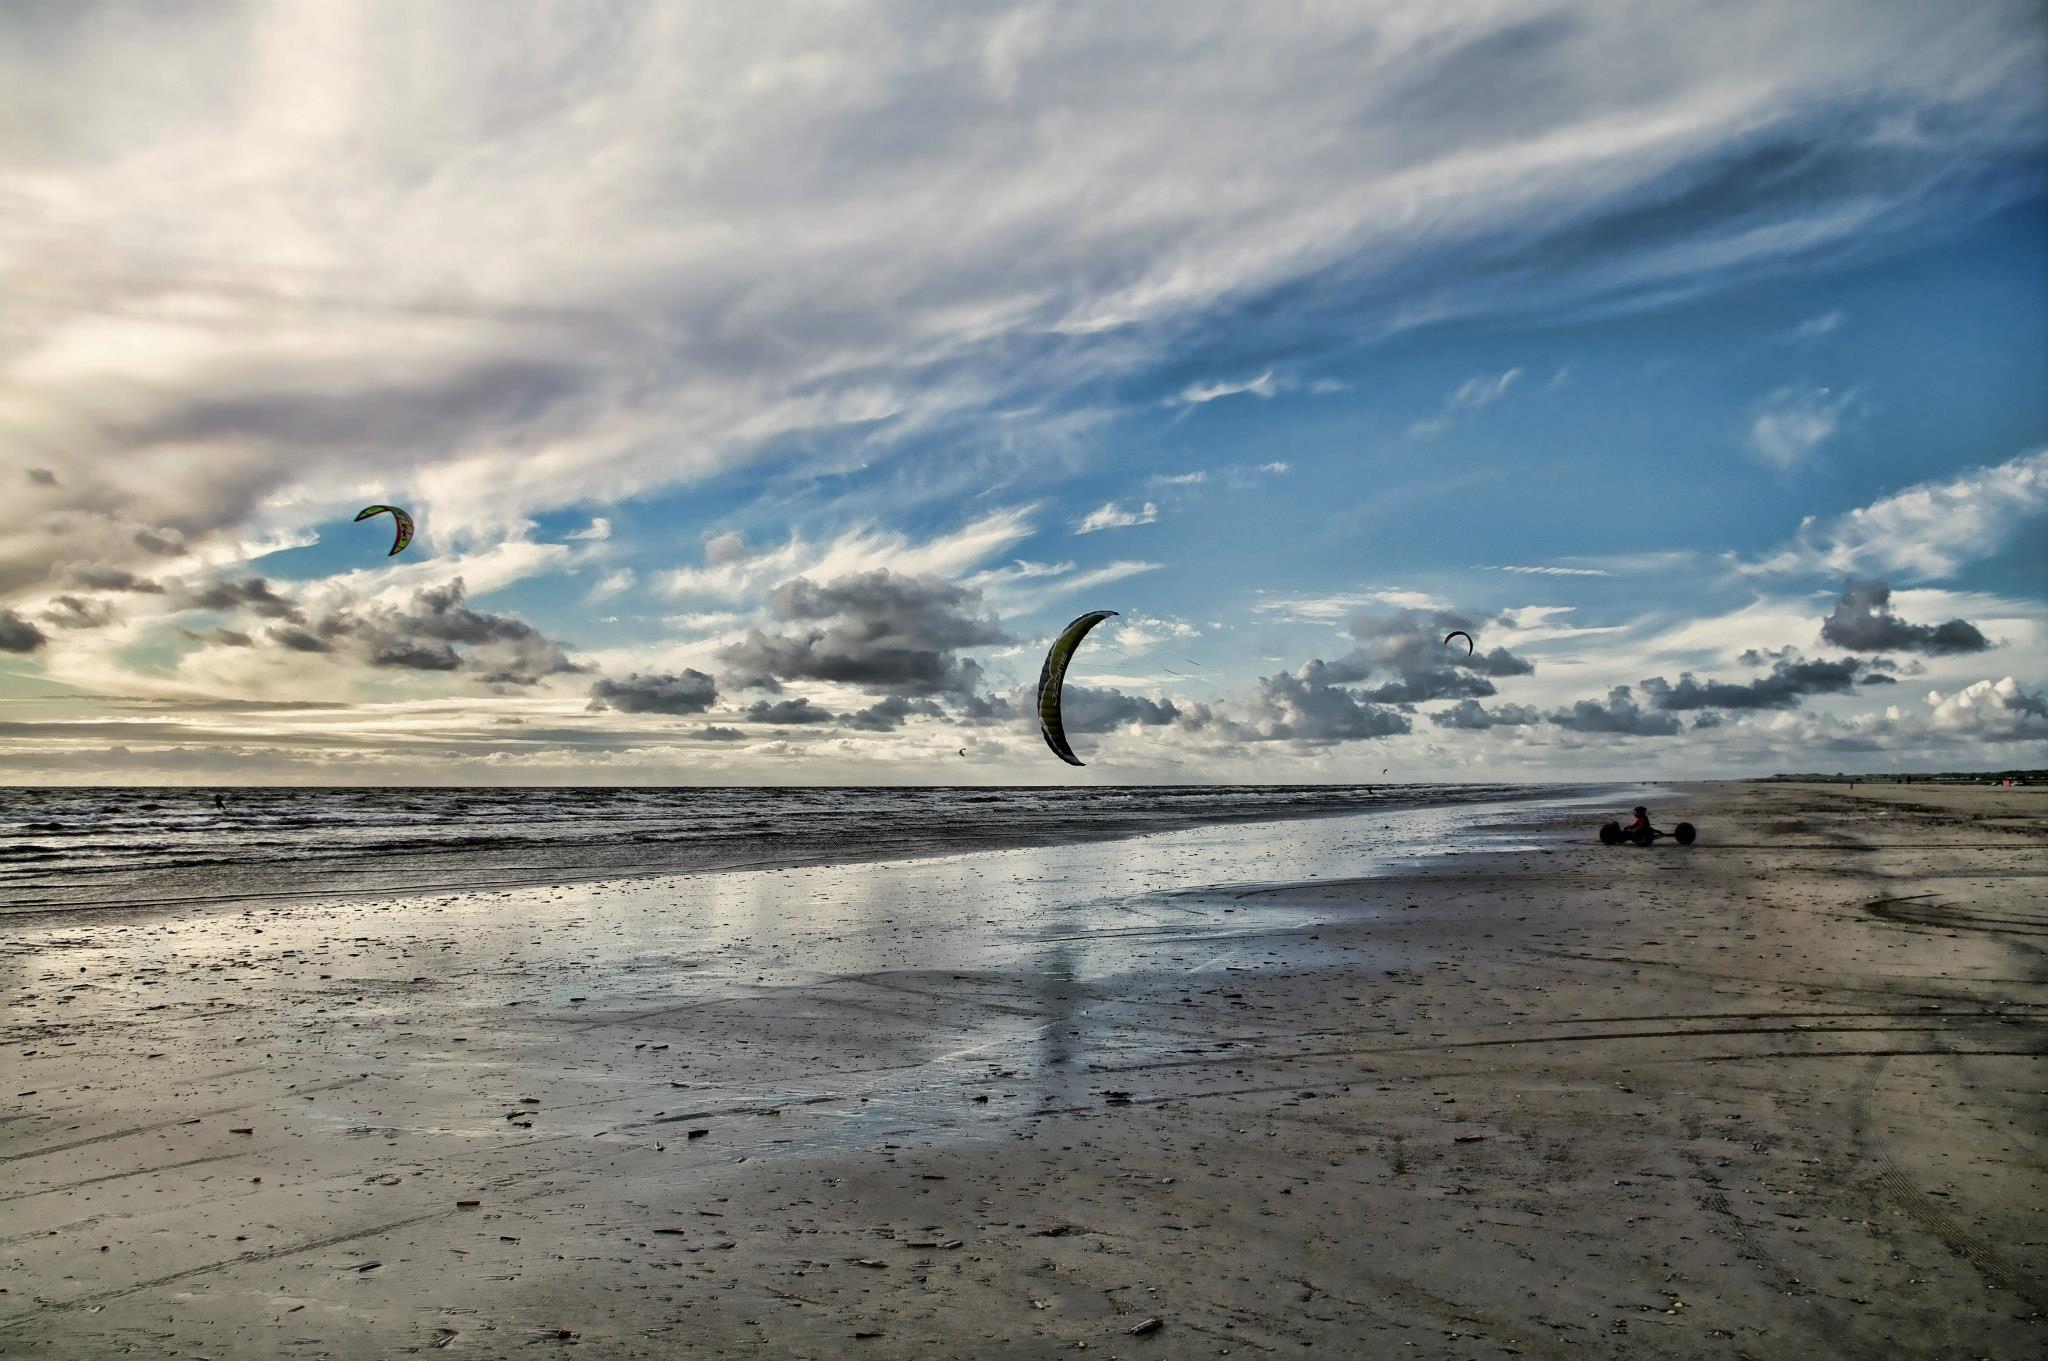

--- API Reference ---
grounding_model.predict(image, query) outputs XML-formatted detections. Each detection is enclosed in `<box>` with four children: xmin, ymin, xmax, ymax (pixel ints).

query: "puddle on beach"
<box><xmin>5</xmin><ymin>788</ymin><xmax>1628</xmax><ymax>1168</ymax></box>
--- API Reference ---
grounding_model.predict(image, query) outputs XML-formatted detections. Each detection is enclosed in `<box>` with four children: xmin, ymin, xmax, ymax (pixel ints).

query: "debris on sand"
<box><xmin>1454</xmin><ymin>1133</ymin><xmax>1486</xmax><ymax>1143</ymax></box>
<box><xmin>687</xmin><ymin>1128</ymin><xmax>709</xmax><ymax>1139</ymax></box>
<box><xmin>1128</xmin><ymin>1316</ymin><xmax>1164</xmax><ymax>1336</ymax></box>
<box><xmin>456</xmin><ymin>1199</ymin><xmax>481</xmax><ymax>1208</ymax></box>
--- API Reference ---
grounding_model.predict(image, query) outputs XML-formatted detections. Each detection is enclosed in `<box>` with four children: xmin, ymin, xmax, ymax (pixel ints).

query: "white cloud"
<box><xmin>588</xmin><ymin>567</ymin><xmax>636</xmax><ymax>601</ymax></box>
<box><xmin>1172</xmin><ymin>371</ymin><xmax>1277</xmax><ymax>405</ymax></box>
<box><xmin>1074</xmin><ymin>501</ymin><xmax>1159</xmax><ymax>534</ymax></box>
<box><xmin>1791</xmin><ymin>309</ymin><xmax>1846</xmax><ymax>339</ymax></box>
<box><xmin>1153</xmin><ymin>471</ymin><xmax>1208</xmax><ymax>486</ymax></box>
<box><xmin>1738</xmin><ymin>448</ymin><xmax>2048</xmax><ymax>580</ymax></box>
<box><xmin>661</xmin><ymin>506</ymin><xmax>1037</xmax><ymax>600</ymax></box>
<box><xmin>1255</xmin><ymin>588</ymin><xmax>1448</xmax><ymax>622</ymax></box>
<box><xmin>1749</xmin><ymin>385</ymin><xmax>1856</xmax><ymax>469</ymax></box>
<box><xmin>1449</xmin><ymin>368</ymin><xmax>1522</xmax><ymax>410</ymax></box>
<box><xmin>1481</xmin><ymin>564</ymin><xmax>1613</xmax><ymax>577</ymax></box>
<box><xmin>5</xmin><ymin>3</ymin><xmax>2034</xmax><ymax>602</ymax></box>
<box><xmin>1925</xmin><ymin>676</ymin><xmax>2048</xmax><ymax>739</ymax></box>
<box><xmin>567</xmin><ymin>517</ymin><xmax>612</xmax><ymax>542</ymax></box>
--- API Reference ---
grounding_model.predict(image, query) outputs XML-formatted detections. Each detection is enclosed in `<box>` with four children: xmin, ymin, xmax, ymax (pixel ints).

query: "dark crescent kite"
<box><xmin>1037</xmin><ymin>610</ymin><xmax>1117</xmax><ymax>767</ymax></box>
<box><xmin>355</xmin><ymin>504</ymin><xmax>415</xmax><ymax>556</ymax></box>
<box><xmin>1443</xmin><ymin>629</ymin><xmax>1474</xmax><ymax>656</ymax></box>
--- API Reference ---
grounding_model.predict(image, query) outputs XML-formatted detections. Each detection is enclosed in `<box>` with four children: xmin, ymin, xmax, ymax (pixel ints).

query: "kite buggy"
<box><xmin>1599</xmin><ymin>806</ymin><xmax>1696</xmax><ymax>846</ymax></box>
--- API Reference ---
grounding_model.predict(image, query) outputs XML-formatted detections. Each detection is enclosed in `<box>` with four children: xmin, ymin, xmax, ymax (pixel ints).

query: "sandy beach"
<box><xmin>3</xmin><ymin>781</ymin><xmax>2042</xmax><ymax>1359</ymax></box>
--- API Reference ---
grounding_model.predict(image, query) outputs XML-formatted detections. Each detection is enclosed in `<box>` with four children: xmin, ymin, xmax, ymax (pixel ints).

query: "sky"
<box><xmin>3</xmin><ymin>1</ymin><xmax>2046</xmax><ymax>785</ymax></box>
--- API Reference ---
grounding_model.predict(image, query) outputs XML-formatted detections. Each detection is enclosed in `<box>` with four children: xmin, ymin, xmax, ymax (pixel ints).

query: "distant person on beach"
<box><xmin>214</xmin><ymin>792</ymin><xmax>227</xmax><ymax>813</ymax></box>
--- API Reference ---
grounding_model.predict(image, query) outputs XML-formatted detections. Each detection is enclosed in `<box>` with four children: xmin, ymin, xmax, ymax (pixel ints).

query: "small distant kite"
<box><xmin>1037</xmin><ymin>610</ymin><xmax>1117</xmax><ymax>767</ymax></box>
<box><xmin>958</xmin><ymin>747</ymin><xmax>968</xmax><ymax>757</ymax></box>
<box><xmin>1443</xmin><ymin>630</ymin><xmax>1474</xmax><ymax>656</ymax></box>
<box><xmin>355</xmin><ymin>504</ymin><xmax>415</xmax><ymax>556</ymax></box>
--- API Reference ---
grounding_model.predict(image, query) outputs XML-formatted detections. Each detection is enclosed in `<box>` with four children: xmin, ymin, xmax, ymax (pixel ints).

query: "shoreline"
<box><xmin>3</xmin><ymin>781</ymin><xmax>2041</xmax><ymax>1358</ymax></box>
<box><xmin>0</xmin><ymin>781</ymin><xmax>1596</xmax><ymax>920</ymax></box>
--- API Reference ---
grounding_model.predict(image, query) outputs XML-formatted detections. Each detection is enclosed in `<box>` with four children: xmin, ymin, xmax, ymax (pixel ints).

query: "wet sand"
<box><xmin>2</xmin><ymin>782</ymin><xmax>2042</xmax><ymax>1358</ymax></box>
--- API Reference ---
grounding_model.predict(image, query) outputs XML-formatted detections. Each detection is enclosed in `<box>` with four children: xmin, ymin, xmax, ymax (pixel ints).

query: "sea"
<box><xmin>0</xmin><ymin>783</ymin><xmax>1565</xmax><ymax>916</ymax></box>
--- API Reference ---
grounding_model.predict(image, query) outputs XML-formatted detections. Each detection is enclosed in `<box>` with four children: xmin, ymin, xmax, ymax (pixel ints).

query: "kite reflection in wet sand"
<box><xmin>355</xmin><ymin>504</ymin><xmax>415</xmax><ymax>556</ymax></box>
<box><xmin>1037</xmin><ymin>609</ymin><xmax>1116</xmax><ymax>766</ymax></box>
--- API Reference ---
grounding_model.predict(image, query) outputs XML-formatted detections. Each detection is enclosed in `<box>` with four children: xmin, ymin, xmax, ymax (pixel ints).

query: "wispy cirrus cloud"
<box><xmin>1074</xmin><ymin>501</ymin><xmax>1159</xmax><ymax>535</ymax></box>
<box><xmin>1749</xmin><ymin>385</ymin><xmax>1858</xmax><ymax>469</ymax></box>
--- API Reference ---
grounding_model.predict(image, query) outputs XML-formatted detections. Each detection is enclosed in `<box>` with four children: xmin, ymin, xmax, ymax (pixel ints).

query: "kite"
<box><xmin>1443</xmin><ymin>630</ymin><xmax>1474</xmax><ymax>656</ymax></box>
<box><xmin>958</xmin><ymin>748</ymin><xmax>968</xmax><ymax>756</ymax></box>
<box><xmin>355</xmin><ymin>504</ymin><xmax>415</xmax><ymax>556</ymax></box>
<box><xmin>1037</xmin><ymin>609</ymin><xmax>1117</xmax><ymax>767</ymax></box>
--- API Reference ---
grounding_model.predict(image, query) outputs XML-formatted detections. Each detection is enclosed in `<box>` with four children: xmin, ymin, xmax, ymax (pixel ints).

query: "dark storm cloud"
<box><xmin>1326</xmin><ymin>609</ymin><xmax>1537</xmax><ymax>704</ymax></box>
<box><xmin>843</xmin><ymin>695</ymin><xmax>945</xmax><ymax>731</ymax></box>
<box><xmin>1247</xmin><ymin>669</ymin><xmax>1412</xmax><ymax>744</ymax></box>
<box><xmin>1430</xmin><ymin>699</ymin><xmax>1541</xmax><ymax>730</ymax></box>
<box><xmin>179</xmin><ymin>625</ymin><xmax>253</xmax><ymax>647</ymax></box>
<box><xmin>1639</xmin><ymin>657</ymin><xmax>1861</xmax><ymax>710</ymax></box>
<box><xmin>27</xmin><ymin>467</ymin><xmax>56</xmax><ymax>485</ymax></box>
<box><xmin>1861</xmin><ymin>672</ymin><xmax>1897</xmax><ymax>686</ymax></box>
<box><xmin>690</xmin><ymin>725</ymin><xmax>749</xmax><ymax>742</ymax></box>
<box><xmin>267</xmin><ymin>624</ymin><xmax>333</xmax><ymax>653</ymax></box>
<box><xmin>220</xmin><ymin>578</ymin><xmax>579</xmax><ymax>685</ymax></box>
<box><xmin>0</xmin><ymin>609</ymin><xmax>49</xmax><ymax>652</ymax></box>
<box><xmin>719</xmin><ymin>569</ymin><xmax>1007</xmax><ymax>696</ymax></box>
<box><xmin>743</xmin><ymin>697</ymin><xmax>835</xmax><ymax>725</ymax></box>
<box><xmin>1819</xmin><ymin>579</ymin><xmax>1989</xmax><ymax>654</ymax></box>
<box><xmin>586</xmin><ymin>669</ymin><xmax>718</xmax><ymax>715</ymax></box>
<box><xmin>184</xmin><ymin>576</ymin><xmax>303</xmax><ymax>621</ymax></box>
<box><xmin>41</xmin><ymin>594</ymin><xmax>114</xmax><ymax>629</ymax></box>
<box><xmin>1549</xmin><ymin>685</ymin><xmax>1682</xmax><ymax>735</ymax></box>
<box><xmin>64</xmin><ymin>565</ymin><xmax>165</xmax><ymax>593</ymax></box>
<box><xmin>342</xmin><ymin>579</ymin><xmax>579</xmax><ymax>685</ymax></box>
<box><xmin>132</xmin><ymin>527</ymin><xmax>187</xmax><ymax>557</ymax></box>
<box><xmin>1055</xmin><ymin>685</ymin><xmax>1182</xmax><ymax>735</ymax></box>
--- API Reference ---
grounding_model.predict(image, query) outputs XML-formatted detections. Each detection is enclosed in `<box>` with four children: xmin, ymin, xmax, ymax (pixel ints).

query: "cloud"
<box><xmin>662</xmin><ymin>508</ymin><xmax>1035</xmax><ymax>602</ymax></box>
<box><xmin>1430</xmin><ymin>699</ymin><xmax>1542</xmax><ymax>730</ymax></box>
<box><xmin>1053</xmin><ymin>685</ymin><xmax>1182</xmax><ymax>734</ymax></box>
<box><xmin>718</xmin><ymin>569</ymin><xmax>1007</xmax><ymax>696</ymax></box>
<box><xmin>182</xmin><ymin>576</ymin><xmax>303</xmax><ymax>621</ymax></box>
<box><xmin>1074</xmin><ymin>501</ymin><xmax>1159</xmax><ymax>534</ymax></box>
<box><xmin>1450</xmin><ymin>369</ymin><xmax>1522</xmax><ymax>410</ymax></box>
<box><xmin>27</xmin><ymin>468</ymin><xmax>57</xmax><ymax>486</ymax></box>
<box><xmin>1242</xmin><ymin>669</ymin><xmax>1412</xmax><ymax>744</ymax></box>
<box><xmin>843</xmin><ymin>695</ymin><xmax>947</xmax><ymax>731</ymax></box>
<box><xmin>180</xmin><ymin>625</ymin><xmax>253</xmax><ymax>648</ymax></box>
<box><xmin>1791</xmin><ymin>309</ymin><xmax>1845</xmax><ymax>339</ymax></box>
<box><xmin>1550</xmin><ymin>685</ymin><xmax>1682</xmax><ymax>735</ymax></box>
<box><xmin>743</xmin><ymin>697</ymin><xmax>835</xmax><ymax>725</ymax></box>
<box><xmin>1172</xmin><ymin>371</ymin><xmax>1277</xmax><ymax>405</ymax></box>
<box><xmin>274</xmin><ymin>578</ymin><xmax>581</xmax><ymax>686</ymax></box>
<box><xmin>690</xmin><ymin>725</ymin><xmax>749</xmax><ymax>742</ymax></box>
<box><xmin>588</xmin><ymin>567</ymin><xmax>637</xmax><ymax>601</ymax></box>
<box><xmin>1819</xmin><ymin>578</ymin><xmax>1989</xmax><ymax>654</ymax></box>
<box><xmin>63</xmin><ymin>565</ymin><xmax>165</xmax><ymax>593</ymax></box>
<box><xmin>0</xmin><ymin>609</ymin><xmax>50</xmax><ymax>652</ymax></box>
<box><xmin>1332</xmin><ymin>609</ymin><xmax>1537</xmax><ymax>703</ymax></box>
<box><xmin>39</xmin><ymin>595</ymin><xmax>115</xmax><ymax>629</ymax></box>
<box><xmin>1749</xmin><ymin>386</ymin><xmax>1857</xmax><ymax>469</ymax></box>
<box><xmin>1153</xmin><ymin>471</ymin><xmax>1208</xmax><ymax>486</ymax></box>
<box><xmin>1924</xmin><ymin>676</ymin><xmax>2048</xmax><ymax>740</ymax></box>
<box><xmin>1640</xmin><ymin>656</ymin><xmax>1862</xmax><ymax>710</ymax></box>
<box><xmin>567</xmin><ymin>517</ymin><xmax>612</xmax><ymax>542</ymax></box>
<box><xmin>1257</xmin><ymin>462</ymin><xmax>1291</xmax><ymax>475</ymax></box>
<box><xmin>1480</xmin><ymin>564</ymin><xmax>1612</xmax><ymax>577</ymax></box>
<box><xmin>1739</xmin><ymin>449</ymin><xmax>2048</xmax><ymax>581</ymax></box>
<box><xmin>585</xmin><ymin>669</ymin><xmax>718</xmax><ymax>715</ymax></box>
